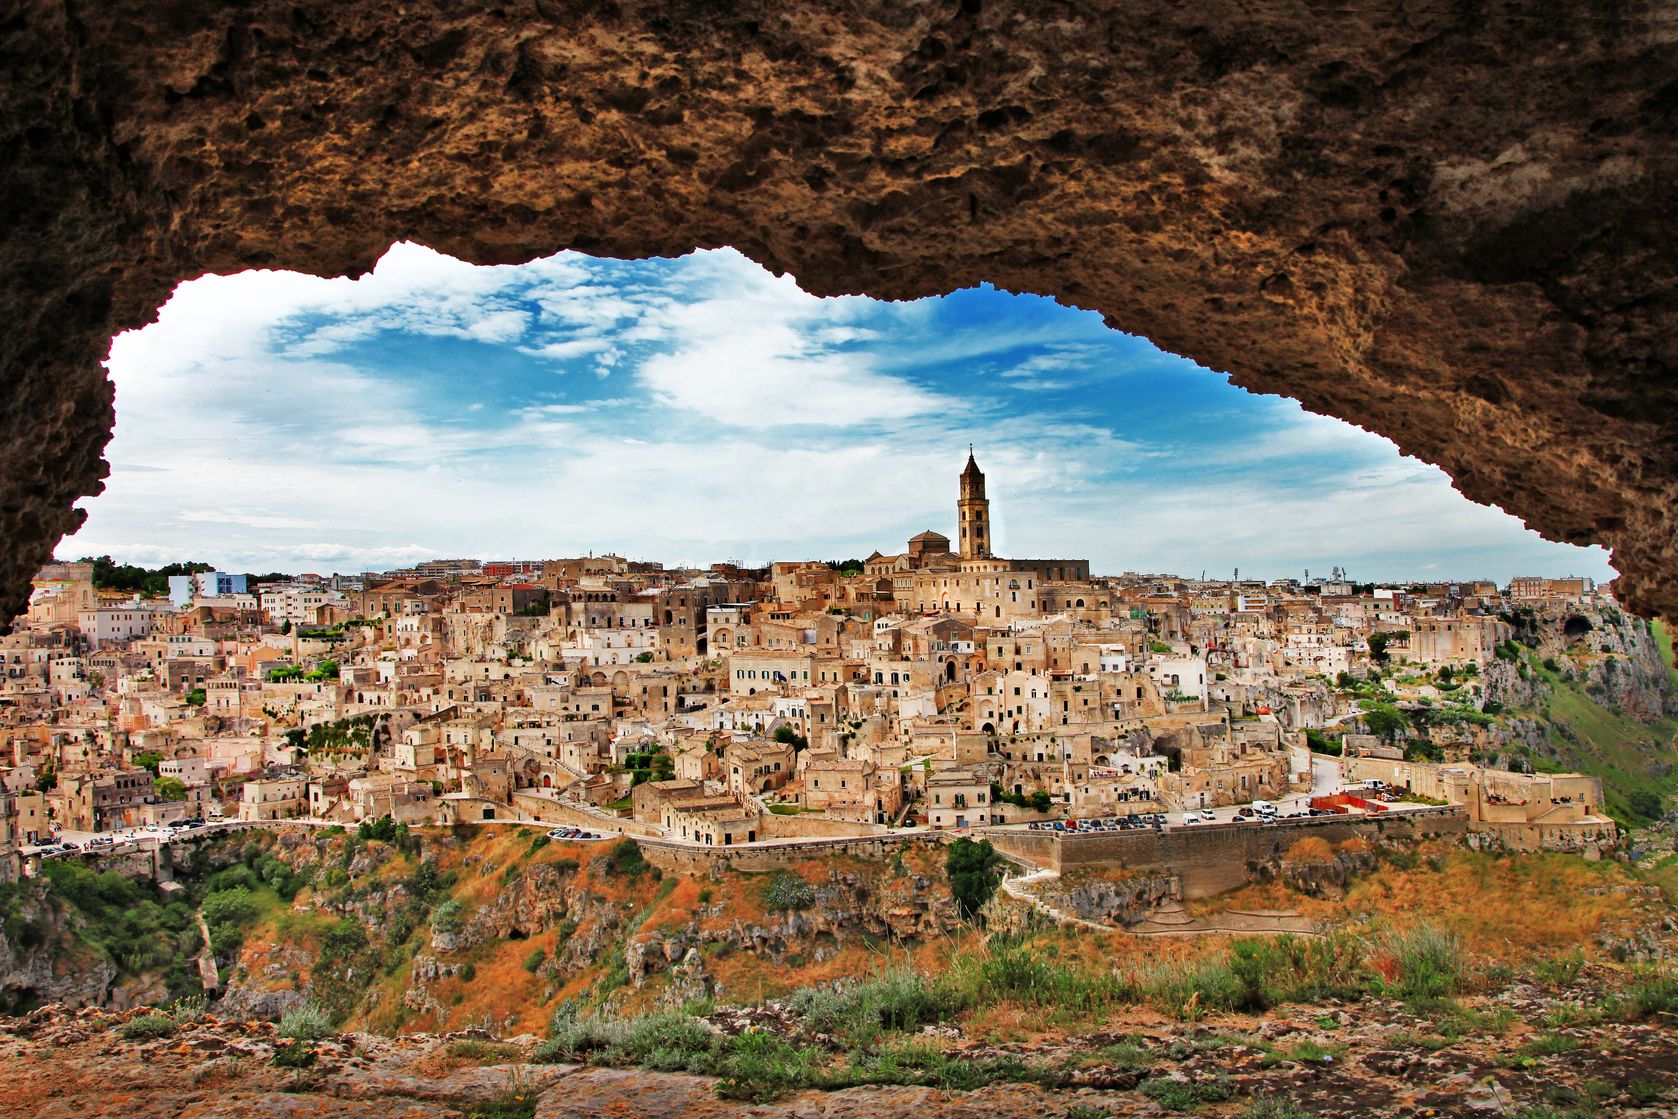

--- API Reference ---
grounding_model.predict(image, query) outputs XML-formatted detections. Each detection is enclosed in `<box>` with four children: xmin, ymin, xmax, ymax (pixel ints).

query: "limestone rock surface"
<box><xmin>3</xmin><ymin>1</ymin><xmax>1676</xmax><ymax>624</ymax></box>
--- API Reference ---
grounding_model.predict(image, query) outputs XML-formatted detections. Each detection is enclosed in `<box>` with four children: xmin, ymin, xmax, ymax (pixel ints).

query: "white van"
<box><xmin>1253</xmin><ymin>799</ymin><xmax>1278</xmax><ymax>817</ymax></box>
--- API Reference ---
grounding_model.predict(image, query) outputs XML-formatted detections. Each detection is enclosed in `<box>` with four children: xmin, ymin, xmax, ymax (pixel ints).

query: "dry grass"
<box><xmin>1282</xmin><ymin>837</ymin><xmax>1334</xmax><ymax>862</ymax></box>
<box><xmin>1195</xmin><ymin>842</ymin><xmax>1650</xmax><ymax>961</ymax></box>
<box><xmin>238</xmin><ymin>825</ymin><xmax>1671</xmax><ymax>1043</ymax></box>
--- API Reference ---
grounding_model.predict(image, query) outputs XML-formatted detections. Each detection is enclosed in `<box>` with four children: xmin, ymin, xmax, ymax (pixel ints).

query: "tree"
<box><xmin>80</xmin><ymin>556</ymin><xmax>212</xmax><ymax>597</ymax></box>
<box><xmin>1305</xmin><ymin>728</ymin><xmax>1342</xmax><ymax>756</ymax></box>
<box><xmin>133</xmin><ymin>751</ymin><xmax>164</xmax><ymax>775</ymax></box>
<box><xmin>1404</xmin><ymin>738</ymin><xmax>1443</xmax><ymax>762</ymax></box>
<box><xmin>155</xmin><ymin>776</ymin><xmax>188</xmax><ymax>801</ymax></box>
<box><xmin>1367</xmin><ymin>632</ymin><xmax>1399</xmax><ymax>664</ymax></box>
<box><xmin>304</xmin><ymin>659</ymin><xmax>339</xmax><ymax>682</ymax></box>
<box><xmin>945</xmin><ymin>837</ymin><xmax>1004</xmax><ymax>921</ymax></box>
<box><xmin>1628</xmin><ymin>791</ymin><xmax>1665</xmax><ymax>821</ymax></box>
<box><xmin>1360</xmin><ymin>703</ymin><xmax>1407</xmax><ymax>742</ymax></box>
<box><xmin>772</xmin><ymin>725</ymin><xmax>809</xmax><ymax>751</ymax></box>
<box><xmin>185</xmin><ymin>688</ymin><xmax>207</xmax><ymax>707</ymax></box>
<box><xmin>201</xmin><ymin>885</ymin><xmax>259</xmax><ymax>929</ymax></box>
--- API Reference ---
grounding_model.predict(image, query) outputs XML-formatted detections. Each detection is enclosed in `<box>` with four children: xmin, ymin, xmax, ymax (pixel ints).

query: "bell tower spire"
<box><xmin>958</xmin><ymin>449</ymin><xmax>991</xmax><ymax>558</ymax></box>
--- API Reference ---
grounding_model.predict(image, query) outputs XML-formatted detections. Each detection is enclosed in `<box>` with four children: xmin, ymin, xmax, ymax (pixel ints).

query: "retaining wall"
<box><xmin>983</xmin><ymin>807</ymin><xmax>1468</xmax><ymax>898</ymax></box>
<box><xmin>510</xmin><ymin>792</ymin><xmax>659</xmax><ymax>837</ymax></box>
<box><xmin>755</xmin><ymin>811</ymin><xmax>885</xmax><ymax>840</ymax></box>
<box><xmin>638</xmin><ymin>832</ymin><xmax>947</xmax><ymax>875</ymax></box>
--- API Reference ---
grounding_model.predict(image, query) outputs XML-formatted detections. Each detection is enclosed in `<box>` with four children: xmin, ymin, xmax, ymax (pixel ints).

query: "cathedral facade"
<box><xmin>861</xmin><ymin>452</ymin><xmax>1093</xmax><ymax>618</ymax></box>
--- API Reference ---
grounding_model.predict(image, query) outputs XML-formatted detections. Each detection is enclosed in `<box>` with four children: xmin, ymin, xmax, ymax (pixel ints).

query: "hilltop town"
<box><xmin>2</xmin><ymin>452</ymin><xmax>1656</xmax><ymax>881</ymax></box>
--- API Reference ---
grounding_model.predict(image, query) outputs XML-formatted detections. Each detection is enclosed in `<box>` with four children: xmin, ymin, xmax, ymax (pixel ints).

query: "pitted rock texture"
<box><xmin>3</xmin><ymin>1</ymin><xmax>1676</xmax><ymax>626</ymax></box>
<box><xmin>5</xmin><ymin>996</ymin><xmax>1678</xmax><ymax>1119</ymax></box>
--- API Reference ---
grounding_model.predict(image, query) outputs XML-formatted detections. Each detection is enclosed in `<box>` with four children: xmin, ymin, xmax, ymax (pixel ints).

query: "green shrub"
<box><xmin>1140</xmin><ymin>1074</ymin><xmax>1234</xmax><ymax>1111</ymax></box>
<box><xmin>119</xmin><ymin>1013</ymin><xmax>176</xmax><ymax>1040</ymax></box>
<box><xmin>956</xmin><ymin>942</ymin><xmax>1114</xmax><ymax>1013</ymax></box>
<box><xmin>1121</xmin><ymin>954</ymin><xmax>1242</xmax><ymax>1018</ymax></box>
<box><xmin>1627</xmin><ymin>790</ymin><xmax>1665</xmax><ymax>822</ymax></box>
<box><xmin>1535</xmin><ymin>948</ymin><xmax>1585</xmax><ymax>987</ymax></box>
<box><xmin>1627</xmin><ymin>1080</ymin><xmax>1669</xmax><ymax>1105</ymax></box>
<box><xmin>945</xmin><ymin>838</ymin><xmax>1003</xmax><ymax>920</ymax></box>
<box><xmin>278</xmin><ymin>1003</ymin><xmax>334</xmax><ymax>1041</ymax></box>
<box><xmin>1228</xmin><ymin>933</ymin><xmax>1370</xmax><ymax>1009</ymax></box>
<box><xmin>603</xmin><ymin>839</ymin><xmax>652</xmax><ymax>880</ymax></box>
<box><xmin>523</xmin><ymin>947</ymin><xmax>546</xmax><ymax>974</ymax></box>
<box><xmin>467</xmin><ymin>1085</ymin><xmax>539</xmax><ymax>1119</ymax></box>
<box><xmin>788</xmin><ymin>966</ymin><xmax>957</xmax><ymax>1046</ymax></box>
<box><xmin>1516</xmin><ymin>1032</ymin><xmax>1580</xmax><ymax>1060</ymax></box>
<box><xmin>1376</xmin><ymin>923</ymin><xmax>1465</xmax><ymax>1002</ymax></box>
<box><xmin>460</xmin><ymin>962</ymin><xmax>477</xmax><ymax>982</ymax></box>
<box><xmin>1241</xmin><ymin>1100</ymin><xmax>1316</xmax><ymax>1119</ymax></box>
<box><xmin>763</xmin><ymin>871</ymin><xmax>816</xmax><ymax>912</ymax></box>
<box><xmin>446</xmin><ymin>1039</ymin><xmax>522</xmax><ymax>1063</ymax></box>
<box><xmin>534</xmin><ymin>1013</ymin><xmax>630</xmax><ymax>1062</ymax></box>
<box><xmin>610</xmin><ymin>1012</ymin><xmax>719</xmax><ymax>1070</ymax></box>
<box><xmin>201</xmin><ymin>885</ymin><xmax>259</xmax><ymax>928</ymax></box>
<box><xmin>715</xmin><ymin>1029</ymin><xmax>824</xmax><ymax>1102</ymax></box>
<box><xmin>1260</xmin><ymin>1039</ymin><xmax>1346</xmax><ymax>1067</ymax></box>
<box><xmin>272</xmin><ymin>1040</ymin><xmax>317</xmax><ymax>1068</ymax></box>
<box><xmin>430</xmin><ymin>899</ymin><xmax>466</xmax><ymax>934</ymax></box>
<box><xmin>1611</xmin><ymin>967</ymin><xmax>1678</xmax><ymax>1020</ymax></box>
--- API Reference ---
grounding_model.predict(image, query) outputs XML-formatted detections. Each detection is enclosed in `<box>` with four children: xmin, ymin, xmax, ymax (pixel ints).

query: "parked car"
<box><xmin>1199</xmin><ymin>808</ymin><xmax>1216</xmax><ymax>821</ymax></box>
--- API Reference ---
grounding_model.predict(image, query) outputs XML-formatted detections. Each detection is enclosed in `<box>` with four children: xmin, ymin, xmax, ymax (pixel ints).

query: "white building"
<box><xmin>77</xmin><ymin>599</ymin><xmax>168</xmax><ymax>649</ymax></box>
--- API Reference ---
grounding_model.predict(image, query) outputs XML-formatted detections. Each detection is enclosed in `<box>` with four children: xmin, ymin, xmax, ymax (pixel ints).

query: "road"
<box><xmin>22</xmin><ymin>747</ymin><xmax>1409</xmax><ymax>864</ymax></box>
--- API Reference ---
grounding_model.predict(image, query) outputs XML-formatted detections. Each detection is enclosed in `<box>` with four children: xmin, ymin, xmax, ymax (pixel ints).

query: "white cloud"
<box><xmin>63</xmin><ymin>244</ymin><xmax>1617</xmax><ymax>585</ymax></box>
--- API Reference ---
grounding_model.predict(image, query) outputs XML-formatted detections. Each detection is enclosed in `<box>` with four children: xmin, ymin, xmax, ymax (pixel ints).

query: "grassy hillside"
<box><xmin>1523</xmin><ymin>649</ymin><xmax>1678</xmax><ymax>826</ymax></box>
<box><xmin>220</xmin><ymin>827</ymin><xmax>967</xmax><ymax>1036</ymax></box>
<box><xmin>218</xmin><ymin>828</ymin><xmax>1675</xmax><ymax>1037</ymax></box>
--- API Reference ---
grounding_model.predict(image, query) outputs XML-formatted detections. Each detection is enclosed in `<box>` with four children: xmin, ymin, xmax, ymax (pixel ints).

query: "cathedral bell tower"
<box><xmin>957</xmin><ymin>447</ymin><xmax>992</xmax><ymax>559</ymax></box>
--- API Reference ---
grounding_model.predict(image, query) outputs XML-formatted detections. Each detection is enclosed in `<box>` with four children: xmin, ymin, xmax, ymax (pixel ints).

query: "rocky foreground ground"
<box><xmin>5</xmin><ymin>991</ymin><xmax>1675</xmax><ymax>1119</ymax></box>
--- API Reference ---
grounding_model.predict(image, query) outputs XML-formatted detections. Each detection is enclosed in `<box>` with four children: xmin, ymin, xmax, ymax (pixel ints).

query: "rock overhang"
<box><xmin>2</xmin><ymin>1</ymin><xmax>1674</xmax><ymax>627</ymax></box>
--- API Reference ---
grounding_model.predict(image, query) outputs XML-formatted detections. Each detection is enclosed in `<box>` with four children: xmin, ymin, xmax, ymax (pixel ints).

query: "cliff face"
<box><xmin>3</xmin><ymin>2</ymin><xmax>1678</xmax><ymax>628</ymax></box>
<box><xmin>0</xmin><ymin>890</ymin><xmax>114</xmax><ymax>1010</ymax></box>
<box><xmin>1472</xmin><ymin>611</ymin><xmax>1678</xmax><ymax>819</ymax></box>
<box><xmin>212</xmin><ymin>829</ymin><xmax>965</xmax><ymax>1034</ymax></box>
<box><xmin>1030</xmin><ymin>869</ymin><xmax>1181</xmax><ymax>927</ymax></box>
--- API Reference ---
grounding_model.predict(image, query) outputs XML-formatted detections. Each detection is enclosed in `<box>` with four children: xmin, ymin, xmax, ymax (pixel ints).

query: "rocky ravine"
<box><xmin>6</xmin><ymin>988</ymin><xmax>1677</xmax><ymax>1119</ymax></box>
<box><xmin>214</xmin><ymin>830</ymin><xmax>968</xmax><ymax>1034</ymax></box>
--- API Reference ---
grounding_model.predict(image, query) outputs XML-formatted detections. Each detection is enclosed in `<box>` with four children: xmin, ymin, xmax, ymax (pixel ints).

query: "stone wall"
<box><xmin>510</xmin><ymin>793</ymin><xmax>659</xmax><ymax>838</ymax></box>
<box><xmin>754</xmin><ymin>811</ymin><xmax>885</xmax><ymax>841</ymax></box>
<box><xmin>1466</xmin><ymin>818</ymin><xmax>1617</xmax><ymax>857</ymax></box>
<box><xmin>638</xmin><ymin>833</ymin><xmax>948</xmax><ymax>876</ymax></box>
<box><xmin>983</xmin><ymin>807</ymin><xmax>1468</xmax><ymax>898</ymax></box>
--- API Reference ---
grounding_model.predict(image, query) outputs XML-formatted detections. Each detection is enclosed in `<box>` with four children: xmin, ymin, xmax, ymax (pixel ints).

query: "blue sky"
<box><xmin>63</xmin><ymin>242</ymin><xmax>1614</xmax><ymax>584</ymax></box>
